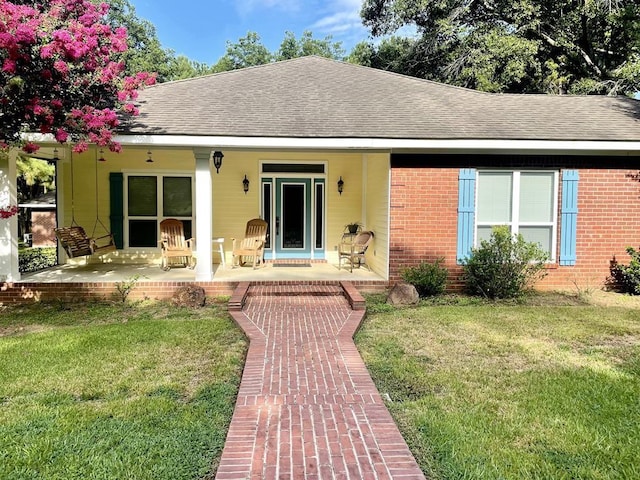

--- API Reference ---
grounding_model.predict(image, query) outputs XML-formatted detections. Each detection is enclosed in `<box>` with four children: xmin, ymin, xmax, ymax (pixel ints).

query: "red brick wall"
<box><xmin>31</xmin><ymin>210</ymin><xmax>57</xmax><ymax>246</ymax></box>
<box><xmin>389</xmin><ymin>167</ymin><xmax>640</xmax><ymax>292</ymax></box>
<box><xmin>0</xmin><ymin>280</ymin><xmax>387</xmax><ymax>305</ymax></box>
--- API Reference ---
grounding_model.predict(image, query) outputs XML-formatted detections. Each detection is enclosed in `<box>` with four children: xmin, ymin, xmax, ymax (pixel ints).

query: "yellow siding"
<box><xmin>58</xmin><ymin>146</ymin><xmax>384</xmax><ymax>269</ymax></box>
<box><xmin>212</xmin><ymin>150</ymin><xmax>364</xmax><ymax>265</ymax></box>
<box><xmin>59</xmin><ymin>146</ymin><xmax>196</xmax><ymax>263</ymax></box>
<box><xmin>364</xmin><ymin>153</ymin><xmax>390</xmax><ymax>278</ymax></box>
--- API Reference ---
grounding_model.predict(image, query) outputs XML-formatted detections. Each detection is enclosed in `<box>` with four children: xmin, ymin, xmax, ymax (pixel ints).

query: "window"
<box><xmin>125</xmin><ymin>174</ymin><xmax>193</xmax><ymax>248</ymax></box>
<box><xmin>476</xmin><ymin>171</ymin><xmax>558</xmax><ymax>259</ymax></box>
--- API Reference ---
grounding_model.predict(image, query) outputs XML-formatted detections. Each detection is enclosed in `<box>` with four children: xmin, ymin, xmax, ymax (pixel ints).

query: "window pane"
<box><xmin>163</xmin><ymin>177</ymin><xmax>192</xmax><ymax>217</ymax></box>
<box><xmin>477</xmin><ymin>172</ymin><xmax>512</xmax><ymax>223</ymax></box>
<box><xmin>519</xmin><ymin>226</ymin><xmax>552</xmax><ymax>255</ymax></box>
<box><xmin>477</xmin><ymin>226</ymin><xmax>494</xmax><ymax>244</ymax></box>
<box><xmin>520</xmin><ymin>172</ymin><xmax>554</xmax><ymax>223</ymax></box>
<box><xmin>282</xmin><ymin>184</ymin><xmax>305</xmax><ymax>249</ymax></box>
<box><xmin>129</xmin><ymin>220</ymin><xmax>157</xmax><ymax>247</ymax></box>
<box><xmin>128</xmin><ymin>176</ymin><xmax>157</xmax><ymax>216</ymax></box>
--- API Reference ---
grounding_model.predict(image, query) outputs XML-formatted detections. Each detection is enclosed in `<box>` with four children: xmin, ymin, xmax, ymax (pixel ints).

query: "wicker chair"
<box><xmin>159</xmin><ymin>219</ymin><xmax>194</xmax><ymax>270</ymax></box>
<box><xmin>232</xmin><ymin>218</ymin><xmax>268</xmax><ymax>269</ymax></box>
<box><xmin>338</xmin><ymin>230</ymin><xmax>374</xmax><ymax>272</ymax></box>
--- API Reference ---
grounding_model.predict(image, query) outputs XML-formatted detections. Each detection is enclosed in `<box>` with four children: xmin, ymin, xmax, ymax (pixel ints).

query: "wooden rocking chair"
<box><xmin>339</xmin><ymin>230</ymin><xmax>374</xmax><ymax>272</ymax></box>
<box><xmin>159</xmin><ymin>218</ymin><xmax>195</xmax><ymax>270</ymax></box>
<box><xmin>55</xmin><ymin>225</ymin><xmax>116</xmax><ymax>258</ymax></box>
<box><xmin>232</xmin><ymin>218</ymin><xmax>267</xmax><ymax>269</ymax></box>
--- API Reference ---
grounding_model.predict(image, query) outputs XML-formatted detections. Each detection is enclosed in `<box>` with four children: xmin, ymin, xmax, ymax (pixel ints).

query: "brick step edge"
<box><xmin>247</xmin><ymin>285</ymin><xmax>344</xmax><ymax>297</ymax></box>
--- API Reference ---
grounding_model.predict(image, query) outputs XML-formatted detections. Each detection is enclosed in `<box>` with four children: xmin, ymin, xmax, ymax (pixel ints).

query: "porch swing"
<box><xmin>54</xmin><ymin>148</ymin><xmax>116</xmax><ymax>258</ymax></box>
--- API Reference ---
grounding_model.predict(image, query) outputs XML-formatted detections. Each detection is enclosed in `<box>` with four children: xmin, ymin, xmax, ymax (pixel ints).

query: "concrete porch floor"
<box><xmin>20</xmin><ymin>261</ymin><xmax>385</xmax><ymax>283</ymax></box>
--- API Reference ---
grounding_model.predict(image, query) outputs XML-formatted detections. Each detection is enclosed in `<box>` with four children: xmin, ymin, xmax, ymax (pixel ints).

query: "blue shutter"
<box><xmin>560</xmin><ymin>170</ymin><xmax>579</xmax><ymax>266</ymax></box>
<box><xmin>457</xmin><ymin>168</ymin><xmax>476</xmax><ymax>264</ymax></box>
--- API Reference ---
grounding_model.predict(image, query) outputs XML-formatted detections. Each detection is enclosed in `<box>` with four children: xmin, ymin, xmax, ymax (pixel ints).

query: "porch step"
<box><xmin>248</xmin><ymin>284</ymin><xmax>343</xmax><ymax>297</ymax></box>
<box><xmin>228</xmin><ymin>282</ymin><xmax>251</xmax><ymax>311</ymax></box>
<box><xmin>227</xmin><ymin>281</ymin><xmax>366</xmax><ymax>311</ymax></box>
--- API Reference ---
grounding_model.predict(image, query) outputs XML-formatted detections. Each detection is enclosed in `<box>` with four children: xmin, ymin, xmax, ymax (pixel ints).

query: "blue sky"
<box><xmin>129</xmin><ymin>0</ymin><xmax>370</xmax><ymax>65</ymax></box>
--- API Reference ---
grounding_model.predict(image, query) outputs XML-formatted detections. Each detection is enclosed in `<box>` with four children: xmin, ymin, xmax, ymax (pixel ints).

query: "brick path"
<box><xmin>216</xmin><ymin>283</ymin><xmax>425</xmax><ymax>480</ymax></box>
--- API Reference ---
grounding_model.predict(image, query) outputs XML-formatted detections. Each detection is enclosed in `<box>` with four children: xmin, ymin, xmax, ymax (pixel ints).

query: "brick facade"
<box><xmin>0</xmin><ymin>280</ymin><xmax>387</xmax><ymax>305</ymax></box>
<box><xmin>30</xmin><ymin>210</ymin><xmax>56</xmax><ymax>247</ymax></box>
<box><xmin>389</xmin><ymin>166</ymin><xmax>640</xmax><ymax>292</ymax></box>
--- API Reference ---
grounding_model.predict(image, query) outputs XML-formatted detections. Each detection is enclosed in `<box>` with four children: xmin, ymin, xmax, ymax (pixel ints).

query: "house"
<box><xmin>19</xmin><ymin>190</ymin><xmax>57</xmax><ymax>247</ymax></box>
<box><xmin>1</xmin><ymin>56</ymin><xmax>639</xmax><ymax>299</ymax></box>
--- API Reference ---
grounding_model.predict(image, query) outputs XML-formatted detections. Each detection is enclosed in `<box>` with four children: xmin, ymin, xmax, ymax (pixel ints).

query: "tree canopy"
<box><xmin>213</xmin><ymin>30</ymin><xmax>345</xmax><ymax>72</ymax></box>
<box><xmin>0</xmin><ymin>0</ymin><xmax>155</xmax><ymax>153</ymax></box>
<box><xmin>359</xmin><ymin>0</ymin><xmax>640</xmax><ymax>95</ymax></box>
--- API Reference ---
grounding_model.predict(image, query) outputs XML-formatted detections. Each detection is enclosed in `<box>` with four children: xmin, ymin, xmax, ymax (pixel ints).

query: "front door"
<box><xmin>275</xmin><ymin>178</ymin><xmax>311</xmax><ymax>258</ymax></box>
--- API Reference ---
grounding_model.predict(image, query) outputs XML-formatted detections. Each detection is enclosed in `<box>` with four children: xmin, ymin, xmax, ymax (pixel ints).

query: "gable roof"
<box><xmin>123</xmin><ymin>56</ymin><xmax>640</xmax><ymax>142</ymax></box>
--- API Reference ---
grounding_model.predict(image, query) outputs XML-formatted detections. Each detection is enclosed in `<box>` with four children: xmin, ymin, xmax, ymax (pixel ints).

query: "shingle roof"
<box><xmin>123</xmin><ymin>56</ymin><xmax>640</xmax><ymax>142</ymax></box>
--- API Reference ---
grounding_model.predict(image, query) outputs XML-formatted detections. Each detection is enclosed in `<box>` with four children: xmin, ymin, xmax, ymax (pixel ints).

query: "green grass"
<box><xmin>356</xmin><ymin>294</ymin><xmax>640</xmax><ymax>480</ymax></box>
<box><xmin>0</xmin><ymin>301</ymin><xmax>246</xmax><ymax>480</ymax></box>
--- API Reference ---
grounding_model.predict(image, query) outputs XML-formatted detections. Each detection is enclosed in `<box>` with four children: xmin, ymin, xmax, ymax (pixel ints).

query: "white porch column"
<box><xmin>0</xmin><ymin>150</ymin><xmax>20</xmax><ymax>282</ymax></box>
<box><xmin>193</xmin><ymin>148</ymin><xmax>213</xmax><ymax>281</ymax></box>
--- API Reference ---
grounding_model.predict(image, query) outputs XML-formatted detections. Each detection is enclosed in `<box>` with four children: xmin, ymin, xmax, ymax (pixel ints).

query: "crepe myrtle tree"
<box><xmin>0</xmin><ymin>0</ymin><xmax>155</xmax><ymax>156</ymax></box>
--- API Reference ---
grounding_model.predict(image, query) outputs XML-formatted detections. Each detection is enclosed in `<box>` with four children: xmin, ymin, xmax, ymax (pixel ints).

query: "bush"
<box><xmin>19</xmin><ymin>246</ymin><xmax>57</xmax><ymax>273</ymax></box>
<box><xmin>609</xmin><ymin>247</ymin><xmax>640</xmax><ymax>294</ymax></box>
<box><xmin>463</xmin><ymin>226</ymin><xmax>549</xmax><ymax>299</ymax></box>
<box><xmin>401</xmin><ymin>258</ymin><xmax>448</xmax><ymax>297</ymax></box>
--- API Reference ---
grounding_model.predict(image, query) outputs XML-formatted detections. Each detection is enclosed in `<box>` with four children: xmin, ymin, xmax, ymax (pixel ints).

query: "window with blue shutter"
<box><xmin>560</xmin><ymin>170</ymin><xmax>579</xmax><ymax>266</ymax></box>
<box><xmin>457</xmin><ymin>168</ymin><xmax>476</xmax><ymax>264</ymax></box>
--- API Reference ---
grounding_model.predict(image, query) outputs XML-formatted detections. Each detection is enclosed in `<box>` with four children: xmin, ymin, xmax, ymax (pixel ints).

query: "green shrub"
<box><xmin>18</xmin><ymin>246</ymin><xmax>57</xmax><ymax>273</ymax></box>
<box><xmin>401</xmin><ymin>258</ymin><xmax>448</xmax><ymax>297</ymax></box>
<box><xmin>609</xmin><ymin>247</ymin><xmax>640</xmax><ymax>294</ymax></box>
<box><xmin>463</xmin><ymin>226</ymin><xmax>549</xmax><ymax>299</ymax></box>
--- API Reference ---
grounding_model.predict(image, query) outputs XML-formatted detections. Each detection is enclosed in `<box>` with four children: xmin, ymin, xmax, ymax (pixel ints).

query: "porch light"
<box><xmin>243</xmin><ymin>174</ymin><xmax>250</xmax><ymax>194</ymax></box>
<box><xmin>212</xmin><ymin>150</ymin><xmax>224</xmax><ymax>173</ymax></box>
<box><xmin>53</xmin><ymin>148</ymin><xmax>59</xmax><ymax>160</ymax></box>
<box><xmin>98</xmin><ymin>148</ymin><xmax>106</xmax><ymax>162</ymax></box>
<box><xmin>337</xmin><ymin>176</ymin><xmax>344</xmax><ymax>195</ymax></box>
<box><xmin>146</xmin><ymin>150</ymin><xmax>153</xmax><ymax>163</ymax></box>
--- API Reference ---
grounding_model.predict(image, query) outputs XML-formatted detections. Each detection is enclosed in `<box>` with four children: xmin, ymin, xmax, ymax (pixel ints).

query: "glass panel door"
<box><xmin>275</xmin><ymin>178</ymin><xmax>311</xmax><ymax>258</ymax></box>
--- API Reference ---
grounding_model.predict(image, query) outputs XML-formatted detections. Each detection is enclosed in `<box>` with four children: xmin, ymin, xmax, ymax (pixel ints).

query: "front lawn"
<box><xmin>0</xmin><ymin>301</ymin><xmax>246</xmax><ymax>480</ymax></box>
<box><xmin>357</xmin><ymin>293</ymin><xmax>640</xmax><ymax>479</ymax></box>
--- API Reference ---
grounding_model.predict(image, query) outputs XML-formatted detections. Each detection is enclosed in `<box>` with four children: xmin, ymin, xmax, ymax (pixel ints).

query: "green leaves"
<box><xmin>359</xmin><ymin>0</ymin><xmax>640</xmax><ymax>94</ymax></box>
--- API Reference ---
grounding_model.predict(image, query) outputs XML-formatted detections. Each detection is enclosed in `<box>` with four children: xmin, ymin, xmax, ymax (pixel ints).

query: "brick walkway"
<box><xmin>216</xmin><ymin>283</ymin><xmax>425</xmax><ymax>480</ymax></box>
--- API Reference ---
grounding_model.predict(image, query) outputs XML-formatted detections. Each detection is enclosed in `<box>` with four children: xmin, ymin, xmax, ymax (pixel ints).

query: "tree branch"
<box><xmin>537</xmin><ymin>30</ymin><xmax>603</xmax><ymax>78</ymax></box>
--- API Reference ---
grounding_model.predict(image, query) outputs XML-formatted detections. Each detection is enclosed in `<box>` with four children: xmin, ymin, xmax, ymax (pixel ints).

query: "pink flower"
<box><xmin>0</xmin><ymin>205</ymin><xmax>19</xmax><ymax>219</ymax></box>
<box><xmin>53</xmin><ymin>59</ymin><xmax>69</xmax><ymax>75</ymax></box>
<box><xmin>22</xmin><ymin>142</ymin><xmax>40</xmax><ymax>154</ymax></box>
<box><xmin>2</xmin><ymin>59</ymin><xmax>17</xmax><ymax>74</ymax></box>
<box><xmin>72</xmin><ymin>141</ymin><xmax>88</xmax><ymax>153</ymax></box>
<box><xmin>55</xmin><ymin>128</ymin><xmax>68</xmax><ymax>142</ymax></box>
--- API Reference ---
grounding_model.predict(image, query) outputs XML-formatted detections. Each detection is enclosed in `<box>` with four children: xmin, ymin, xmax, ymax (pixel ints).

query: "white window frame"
<box><xmin>475</xmin><ymin>170</ymin><xmax>559</xmax><ymax>262</ymax></box>
<box><xmin>123</xmin><ymin>171</ymin><xmax>195</xmax><ymax>250</ymax></box>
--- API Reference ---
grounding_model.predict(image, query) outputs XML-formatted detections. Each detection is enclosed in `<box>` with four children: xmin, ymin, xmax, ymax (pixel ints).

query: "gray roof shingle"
<box><xmin>122</xmin><ymin>56</ymin><xmax>640</xmax><ymax>142</ymax></box>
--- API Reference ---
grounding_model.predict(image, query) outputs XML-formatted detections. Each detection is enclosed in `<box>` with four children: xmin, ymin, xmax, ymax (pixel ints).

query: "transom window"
<box><xmin>476</xmin><ymin>170</ymin><xmax>558</xmax><ymax>259</ymax></box>
<box><xmin>125</xmin><ymin>174</ymin><xmax>193</xmax><ymax>248</ymax></box>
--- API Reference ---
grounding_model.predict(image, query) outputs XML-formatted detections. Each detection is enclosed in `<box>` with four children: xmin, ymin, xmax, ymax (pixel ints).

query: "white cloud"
<box><xmin>309</xmin><ymin>0</ymin><xmax>367</xmax><ymax>40</ymax></box>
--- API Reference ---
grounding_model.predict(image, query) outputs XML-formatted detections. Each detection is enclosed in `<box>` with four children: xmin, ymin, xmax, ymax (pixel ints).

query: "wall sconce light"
<box><xmin>98</xmin><ymin>148</ymin><xmax>106</xmax><ymax>162</ymax></box>
<box><xmin>243</xmin><ymin>175</ymin><xmax>250</xmax><ymax>194</ymax></box>
<box><xmin>212</xmin><ymin>150</ymin><xmax>224</xmax><ymax>173</ymax></box>
<box><xmin>146</xmin><ymin>150</ymin><xmax>153</xmax><ymax>163</ymax></box>
<box><xmin>337</xmin><ymin>176</ymin><xmax>344</xmax><ymax>195</ymax></box>
<box><xmin>53</xmin><ymin>148</ymin><xmax>59</xmax><ymax>160</ymax></box>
